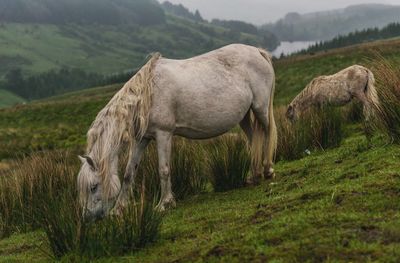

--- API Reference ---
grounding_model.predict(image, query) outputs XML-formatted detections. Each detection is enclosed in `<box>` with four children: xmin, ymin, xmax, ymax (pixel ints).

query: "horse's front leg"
<box><xmin>155</xmin><ymin>130</ymin><xmax>176</xmax><ymax>212</ymax></box>
<box><xmin>114</xmin><ymin>138</ymin><xmax>150</xmax><ymax>213</ymax></box>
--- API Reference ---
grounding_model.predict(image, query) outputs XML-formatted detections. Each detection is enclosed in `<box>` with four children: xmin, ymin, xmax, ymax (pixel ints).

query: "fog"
<box><xmin>162</xmin><ymin>0</ymin><xmax>400</xmax><ymax>24</ymax></box>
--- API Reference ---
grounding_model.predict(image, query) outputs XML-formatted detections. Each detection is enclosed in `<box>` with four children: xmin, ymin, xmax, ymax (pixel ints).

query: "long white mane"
<box><xmin>81</xmin><ymin>53</ymin><xmax>161</xmax><ymax>198</ymax></box>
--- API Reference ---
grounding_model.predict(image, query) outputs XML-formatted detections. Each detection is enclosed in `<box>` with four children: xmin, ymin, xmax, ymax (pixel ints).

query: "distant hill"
<box><xmin>0</xmin><ymin>89</ymin><xmax>24</xmax><ymax>108</ymax></box>
<box><xmin>0</xmin><ymin>0</ymin><xmax>279</xmax><ymax>101</ymax></box>
<box><xmin>263</xmin><ymin>4</ymin><xmax>400</xmax><ymax>41</ymax></box>
<box><xmin>0</xmin><ymin>0</ymin><xmax>165</xmax><ymax>25</ymax></box>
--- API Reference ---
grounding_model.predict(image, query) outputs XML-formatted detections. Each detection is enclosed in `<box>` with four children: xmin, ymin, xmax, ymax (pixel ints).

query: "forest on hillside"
<box><xmin>262</xmin><ymin>4</ymin><xmax>400</xmax><ymax>41</ymax></box>
<box><xmin>299</xmin><ymin>23</ymin><xmax>400</xmax><ymax>54</ymax></box>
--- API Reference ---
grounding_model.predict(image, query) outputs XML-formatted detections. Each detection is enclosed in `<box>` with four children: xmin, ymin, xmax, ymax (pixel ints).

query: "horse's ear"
<box><xmin>78</xmin><ymin>155</ymin><xmax>86</xmax><ymax>164</ymax></box>
<box><xmin>79</xmin><ymin>155</ymin><xmax>97</xmax><ymax>170</ymax></box>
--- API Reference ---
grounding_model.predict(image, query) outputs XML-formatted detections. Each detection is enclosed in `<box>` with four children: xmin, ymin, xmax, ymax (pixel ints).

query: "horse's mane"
<box><xmin>292</xmin><ymin>76</ymin><xmax>327</xmax><ymax>105</ymax></box>
<box><xmin>86</xmin><ymin>53</ymin><xmax>161</xmax><ymax>197</ymax></box>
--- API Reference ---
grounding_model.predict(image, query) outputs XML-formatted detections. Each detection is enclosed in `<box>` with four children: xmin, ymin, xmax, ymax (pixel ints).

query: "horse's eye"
<box><xmin>90</xmin><ymin>184</ymin><xmax>98</xmax><ymax>193</ymax></box>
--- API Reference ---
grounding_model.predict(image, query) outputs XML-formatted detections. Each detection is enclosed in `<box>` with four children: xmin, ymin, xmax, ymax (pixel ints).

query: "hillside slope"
<box><xmin>1</xmin><ymin>38</ymin><xmax>400</xmax><ymax>261</ymax></box>
<box><xmin>0</xmin><ymin>15</ymin><xmax>275</xmax><ymax>79</ymax></box>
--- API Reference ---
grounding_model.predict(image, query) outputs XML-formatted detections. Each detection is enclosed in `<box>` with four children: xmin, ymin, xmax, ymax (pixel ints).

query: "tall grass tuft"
<box><xmin>0</xmin><ymin>151</ymin><xmax>162</xmax><ymax>259</ymax></box>
<box><xmin>369</xmin><ymin>53</ymin><xmax>400</xmax><ymax>143</ymax></box>
<box><xmin>0</xmin><ymin>152</ymin><xmax>79</xmax><ymax>238</ymax></box>
<box><xmin>171</xmin><ymin>140</ymin><xmax>209</xmax><ymax>199</ymax></box>
<box><xmin>209</xmin><ymin>135</ymin><xmax>251</xmax><ymax>192</ymax></box>
<box><xmin>276</xmin><ymin>106</ymin><xmax>343</xmax><ymax>161</ymax></box>
<box><xmin>137</xmin><ymin>139</ymin><xmax>209</xmax><ymax>200</ymax></box>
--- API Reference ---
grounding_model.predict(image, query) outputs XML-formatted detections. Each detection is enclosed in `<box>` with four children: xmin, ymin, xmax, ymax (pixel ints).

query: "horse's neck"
<box><xmin>294</xmin><ymin>88</ymin><xmax>313</xmax><ymax>111</ymax></box>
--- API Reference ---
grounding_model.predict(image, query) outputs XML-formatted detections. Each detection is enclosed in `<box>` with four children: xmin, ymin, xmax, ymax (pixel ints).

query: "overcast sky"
<box><xmin>161</xmin><ymin>0</ymin><xmax>400</xmax><ymax>24</ymax></box>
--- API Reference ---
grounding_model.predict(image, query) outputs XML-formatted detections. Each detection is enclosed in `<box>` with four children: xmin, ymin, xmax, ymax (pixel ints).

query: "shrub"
<box><xmin>369</xmin><ymin>53</ymin><xmax>400</xmax><ymax>143</ymax></box>
<box><xmin>0</xmin><ymin>151</ymin><xmax>79</xmax><ymax>238</ymax></box>
<box><xmin>0</xmin><ymin>151</ymin><xmax>162</xmax><ymax>259</ymax></box>
<box><xmin>276</xmin><ymin>106</ymin><xmax>344</xmax><ymax>161</ymax></box>
<box><xmin>171</xmin><ymin>140</ymin><xmax>209</xmax><ymax>199</ymax></box>
<box><xmin>136</xmin><ymin>139</ymin><xmax>209</xmax><ymax>201</ymax></box>
<box><xmin>208</xmin><ymin>135</ymin><xmax>251</xmax><ymax>192</ymax></box>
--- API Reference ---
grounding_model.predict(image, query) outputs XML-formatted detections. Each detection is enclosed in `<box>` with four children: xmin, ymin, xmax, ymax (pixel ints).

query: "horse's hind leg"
<box><xmin>251</xmin><ymin>104</ymin><xmax>275</xmax><ymax>180</ymax></box>
<box><xmin>240</xmin><ymin>110</ymin><xmax>253</xmax><ymax>143</ymax></box>
<box><xmin>240</xmin><ymin>111</ymin><xmax>260</xmax><ymax>185</ymax></box>
<box><xmin>354</xmin><ymin>91</ymin><xmax>373</xmax><ymax>142</ymax></box>
<box><xmin>155</xmin><ymin>130</ymin><xmax>176</xmax><ymax>211</ymax></box>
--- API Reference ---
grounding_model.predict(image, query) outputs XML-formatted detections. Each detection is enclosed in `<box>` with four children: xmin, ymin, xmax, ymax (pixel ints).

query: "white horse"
<box><xmin>77</xmin><ymin>44</ymin><xmax>277</xmax><ymax>220</ymax></box>
<box><xmin>286</xmin><ymin>65</ymin><xmax>381</xmax><ymax>123</ymax></box>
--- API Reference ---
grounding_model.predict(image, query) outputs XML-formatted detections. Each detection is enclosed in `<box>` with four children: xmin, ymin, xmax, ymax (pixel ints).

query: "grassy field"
<box><xmin>0</xmin><ymin>89</ymin><xmax>24</xmax><ymax>108</ymax></box>
<box><xmin>1</xmin><ymin>38</ymin><xmax>400</xmax><ymax>261</ymax></box>
<box><xmin>1</xmin><ymin>132</ymin><xmax>399</xmax><ymax>262</ymax></box>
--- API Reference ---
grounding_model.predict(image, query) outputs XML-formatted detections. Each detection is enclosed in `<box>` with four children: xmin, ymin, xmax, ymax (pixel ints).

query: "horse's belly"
<box><xmin>173</xmin><ymin>89</ymin><xmax>252</xmax><ymax>139</ymax></box>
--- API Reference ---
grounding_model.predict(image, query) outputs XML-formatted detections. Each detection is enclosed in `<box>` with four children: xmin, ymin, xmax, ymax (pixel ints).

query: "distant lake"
<box><xmin>272</xmin><ymin>41</ymin><xmax>318</xmax><ymax>57</ymax></box>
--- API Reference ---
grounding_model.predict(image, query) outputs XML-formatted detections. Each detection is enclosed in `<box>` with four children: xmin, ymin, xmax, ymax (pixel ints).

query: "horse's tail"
<box><xmin>365</xmin><ymin>69</ymin><xmax>383</xmax><ymax>121</ymax></box>
<box><xmin>250</xmin><ymin>49</ymin><xmax>277</xmax><ymax>177</ymax></box>
<box><xmin>265</xmin><ymin>74</ymin><xmax>278</xmax><ymax>176</ymax></box>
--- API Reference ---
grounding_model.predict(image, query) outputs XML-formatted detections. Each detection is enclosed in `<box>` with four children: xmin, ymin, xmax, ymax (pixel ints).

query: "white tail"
<box><xmin>365</xmin><ymin>69</ymin><xmax>383</xmax><ymax>122</ymax></box>
<box><xmin>250</xmin><ymin>49</ymin><xmax>278</xmax><ymax>177</ymax></box>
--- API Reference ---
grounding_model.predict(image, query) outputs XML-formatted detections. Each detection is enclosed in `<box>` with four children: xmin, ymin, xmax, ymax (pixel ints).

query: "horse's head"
<box><xmin>77</xmin><ymin>155</ymin><xmax>121</xmax><ymax>221</ymax></box>
<box><xmin>286</xmin><ymin>104</ymin><xmax>298</xmax><ymax>122</ymax></box>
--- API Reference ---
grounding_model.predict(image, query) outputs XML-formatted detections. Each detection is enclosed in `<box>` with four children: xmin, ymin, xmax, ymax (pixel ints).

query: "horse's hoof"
<box><xmin>155</xmin><ymin>197</ymin><xmax>176</xmax><ymax>212</ymax></box>
<box><xmin>264</xmin><ymin>168</ymin><xmax>275</xmax><ymax>180</ymax></box>
<box><xmin>110</xmin><ymin>207</ymin><xmax>122</xmax><ymax>217</ymax></box>
<box><xmin>246</xmin><ymin>176</ymin><xmax>261</xmax><ymax>186</ymax></box>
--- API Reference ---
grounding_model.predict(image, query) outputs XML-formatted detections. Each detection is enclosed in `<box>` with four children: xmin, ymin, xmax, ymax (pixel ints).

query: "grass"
<box><xmin>276</xmin><ymin>106</ymin><xmax>344</xmax><ymax>161</ymax></box>
<box><xmin>1</xmin><ymin>37</ymin><xmax>400</xmax><ymax>261</ymax></box>
<box><xmin>0</xmin><ymin>151</ymin><xmax>163</xmax><ymax>260</ymax></box>
<box><xmin>209</xmin><ymin>135</ymin><xmax>251</xmax><ymax>192</ymax></box>
<box><xmin>369</xmin><ymin>53</ymin><xmax>400</xmax><ymax>143</ymax></box>
<box><xmin>1</xmin><ymin>131</ymin><xmax>400</xmax><ymax>262</ymax></box>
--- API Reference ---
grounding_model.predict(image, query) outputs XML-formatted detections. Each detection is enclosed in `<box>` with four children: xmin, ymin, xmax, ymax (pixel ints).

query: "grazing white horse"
<box><xmin>77</xmin><ymin>44</ymin><xmax>277</xmax><ymax>220</ymax></box>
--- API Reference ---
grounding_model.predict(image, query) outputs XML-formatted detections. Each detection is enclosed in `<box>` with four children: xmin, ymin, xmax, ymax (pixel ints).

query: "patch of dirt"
<box><xmin>171</xmin><ymin>250</ymin><xmax>201</xmax><ymax>263</ymax></box>
<box><xmin>358</xmin><ymin>225</ymin><xmax>400</xmax><ymax>245</ymax></box>
<box><xmin>0</xmin><ymin>243</ymin><xmax>36</xmax><ymax>256</ymax></box>
<box><xmin>251</xmin><ymin>192</ymin><xmax>326</xmax><ymax>224</ymax></box>
<box><xmin>358</xmin><ymin>225</ymin><xmax>382</xmax><ymax>243</ymax></box>
<box><xmin>204</xmin><ymin>245</ymin><xmax>268</xmax><ymax>263</ymax></box>
<box><xmin>335</xmin><ymin>171</ymin><xmax>361</xmax><ymax>182</ymax></box>
<box><xmin>299</xmin><ymin>192</ymin><xmax>326</xmax><ymax>201</ymax></box>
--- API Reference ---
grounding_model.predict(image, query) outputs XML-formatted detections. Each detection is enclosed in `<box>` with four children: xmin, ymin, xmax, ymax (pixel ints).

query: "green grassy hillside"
<box><xmin>0</xmin><ymin>15</ymin><xmax>273</xmax><ymax>79</ymax></box>
<box><xmin>0</xmin><ymin>89</ymin><xmax>24</xmax><ymax>108</ymax></box>
<box><xmin>1</xmin><ymin>39</ymin><xmax>400</xmax><ymax>261</ymax></box>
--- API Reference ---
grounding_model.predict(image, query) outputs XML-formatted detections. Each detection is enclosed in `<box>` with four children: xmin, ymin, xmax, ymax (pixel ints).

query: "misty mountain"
<box><xmin>263</xmin><ymin>4</ymin><xmax>400</xmax><ymax>41</ymax></box>
<box><xmin>161</xmin><ymin>1</ymin><xmax>204</xmax><ymax>22</ymax></box>
<box><xmin>0</xmin><ymin>0</ymin><xmax>165</xmax><ymax>25</ymax></box>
